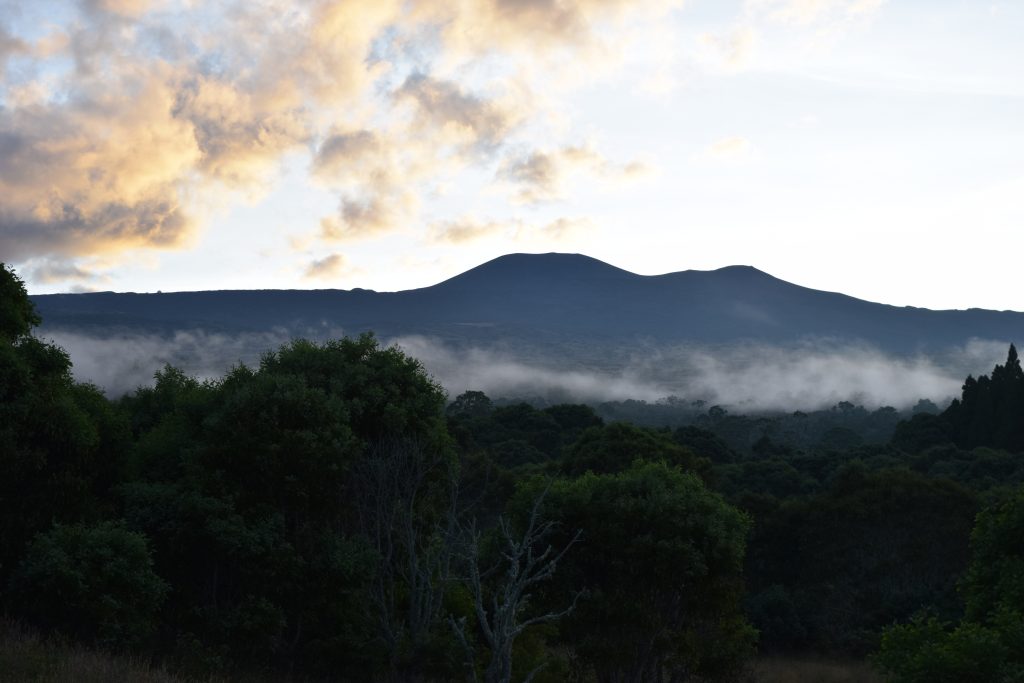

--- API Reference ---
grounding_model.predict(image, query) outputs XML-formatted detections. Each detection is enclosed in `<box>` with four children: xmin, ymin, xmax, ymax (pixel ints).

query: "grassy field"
<box><xmin>3</xmin><ymin>620</ymin><xmax>886</xmax><ymax>683</ymax></box>
<box><xmin>0</xmin><ymin>620</ymin><xmax>220</xmax><ymax>683</ymax></box>
<box><xmin>747</xmin><ymin>657</ymin><xmax>884</xmax><ymax>683</ymax></box>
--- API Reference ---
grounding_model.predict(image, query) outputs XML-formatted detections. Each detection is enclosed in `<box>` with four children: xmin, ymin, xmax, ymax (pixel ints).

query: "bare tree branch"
<box><xmin>352</xmin><ymin>437</ymin><xmax>457</xmax><ymax>680</ymax></box>
<box><xmin>448</xmin><ymin>485</ymin><xmax>582</xmax><ymax>683</ymax></box>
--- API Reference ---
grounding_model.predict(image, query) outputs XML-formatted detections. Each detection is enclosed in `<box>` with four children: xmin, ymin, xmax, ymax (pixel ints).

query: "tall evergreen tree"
<box><xmin>943</xmin><ymin>345</ymin><xmax>1024</xmax><ymax>452</ymax></box>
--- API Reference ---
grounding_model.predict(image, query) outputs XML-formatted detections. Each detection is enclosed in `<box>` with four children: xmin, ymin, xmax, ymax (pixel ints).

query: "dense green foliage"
<box><xmin>747</xmin><ymin>467</ymin><xmax>976</xmax><ymax>654</ymax></box>
<box><xmin>7</xmin><ymin>261</ymin><xmax>1024</xmax><ymax>681</ymax></box>
<box><xmin>0</xmin><ymin>265</ymin><xmax>129</xmax><ymax>592</ymax></box>
<box><xmin>520</xmin><ymin>462</ymin><xmax>755</xmax><ymax>681</ymax></box>
<box><xmin>874</xmin><ymin>489</ymin><xmax>1024</xmax><ymax>682</ymax></box>
<box><xmin>10</xmin><ymin>522</ymin><xmax>168</xmax><ymax>648</ymax></box>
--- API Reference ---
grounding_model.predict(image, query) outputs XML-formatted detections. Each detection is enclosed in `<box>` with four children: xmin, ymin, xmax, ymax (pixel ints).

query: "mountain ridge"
<box><xmin>28</xmin><ymin>252</ymin><xmax>1024</xmax><ymax>356</ymax></box>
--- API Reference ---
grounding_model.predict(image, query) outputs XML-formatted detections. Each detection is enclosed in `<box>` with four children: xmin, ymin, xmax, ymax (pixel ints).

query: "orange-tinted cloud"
<box><xmin>416</xmin><ymin>0</ymin><xmax>680</xmax><ymax>56</ymax></box>
<box><xmin>429</xmin><ymin>217</ymin><xmax>508</xmax><ymax>244</ymax></box>
<box><xmin>2</xmin><ymin>0</ymin><xmax>672</xmax><ymax>283</ymax></box>
<box><xmin>429</xmin><ymin>214</ymin><xmax>593</xmax><ymax>244</ymax></box>
<box><xmin>499</xmin><ymin>145</ymin><xmax>651</xmax><ymax>203</ymax></box>
<box><xmin>175</xmin><ymin>75</ymin><xmax>311</xmax><ymax>186</ymax></box>
<box><xmin>82</xmin><ymin>0</ymin><xmax>158</xmax><ymax>17</ymax></box>
<box><xmin>396</xmin><ymin>74</ymin><xmax>528</xmax><ymax>155</ymax></box>
<box><xmin>700</xmin><ymin>136</ymin><xmax>753</xmax><ymax>162</ymax></box>
<box><xmin>303</xmin><ymin>253</ymin><xmax>349</xmax><ymax>280</ymax></box>
<box><xmin>0</xmin><ymin>65</ymin><xmax>200</xmax><ymax>261</ymax></box>
<box><xmin>312</xmin><ymin>127</ymin><xmax>422</xmax><ymax>241</ymax></box>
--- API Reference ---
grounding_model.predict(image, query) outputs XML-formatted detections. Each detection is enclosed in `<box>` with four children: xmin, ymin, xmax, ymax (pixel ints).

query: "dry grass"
<box><xmin>2</xmin><ymin>620</ymin><xmax>888</xmax><ymax>683</ymax></box>
<box><xmin>745</xmin><ymin>656</ymin><xmax>885</xmax><ymax>683</ymax></box>
<box><xmin>0</xmin><ymin>620</ymin><xmax>221</xmax><ymax>683</ymax></box>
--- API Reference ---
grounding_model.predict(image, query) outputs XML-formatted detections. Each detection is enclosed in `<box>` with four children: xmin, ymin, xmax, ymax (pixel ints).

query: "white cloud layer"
<box><xmin>41</xmin><ymin>327</ymin><xmax>1011</xmax><ymax>412</ymax></box>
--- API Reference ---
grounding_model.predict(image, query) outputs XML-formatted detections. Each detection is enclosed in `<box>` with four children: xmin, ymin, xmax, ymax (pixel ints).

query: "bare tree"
<box><xmin>352</xmin><ymin>438</ymin><xmax>458</xmax><ymax>681</ymax></box>
<box><xmin>449</xmin><ymin>488</ymin><xmax>582</xmax><ymax>683</ymax></box>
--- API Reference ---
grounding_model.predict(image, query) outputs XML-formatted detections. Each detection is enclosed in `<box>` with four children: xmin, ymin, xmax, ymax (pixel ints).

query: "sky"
<box><xmin>1</xmin><ymin>0</ymin><xmax>1022</xmax><ymax>311</ymax></box>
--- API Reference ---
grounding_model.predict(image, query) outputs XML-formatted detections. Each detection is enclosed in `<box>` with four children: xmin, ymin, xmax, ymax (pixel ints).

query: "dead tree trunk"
<box><xmin>449</xmin><ymin>488</ymin><xmax>581</xmax><ymax>683</ymax></box>
<box><xmin>352</xmin><ymin>438</ymin><xmax>457</xmax><ymax>681</ymax></box>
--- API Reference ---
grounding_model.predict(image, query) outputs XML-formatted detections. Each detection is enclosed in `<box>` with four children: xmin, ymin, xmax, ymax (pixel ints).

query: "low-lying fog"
<box><xmin>40</xmin><ymin>328</ymin><xmax>1012</xmax><ymax>412</ymax></box>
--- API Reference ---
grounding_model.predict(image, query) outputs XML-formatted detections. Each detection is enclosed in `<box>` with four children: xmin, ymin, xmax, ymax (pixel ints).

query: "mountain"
<box><xmin>30</xmin><ymin>252</ymin><xmax>1024</xmax><ymax>355</ymax></box>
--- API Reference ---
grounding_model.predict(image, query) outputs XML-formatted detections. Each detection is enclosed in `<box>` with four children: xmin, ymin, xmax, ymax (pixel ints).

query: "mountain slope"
<box><xmin>29</xmin><ymin>252</ymin><xmax>1024</xmax><ymax>354</ymax></box>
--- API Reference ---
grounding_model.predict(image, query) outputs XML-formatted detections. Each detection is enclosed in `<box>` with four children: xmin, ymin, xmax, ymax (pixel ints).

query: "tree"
<box><xmin>892</xmin><ymin>412</ymin><xmax>954</xmax><ymax>453</ymax></box>
<box><xmin>523</xmin><ymin>461</ymin><xmax>755</xmax><ymax>681</ymax></box>
<box><xmin>0</xmin><ymin>263</ymin><xmax>40</xmax><ymax>342</ymax></box>
<box><xmin>256</xmin><ymin>335</ymin><xmax>449</xmax><ymax>449</ymax></box>
<box><xmin>941</xmin><ymin>345</ymin><xmax>1024</xmax><ymax>452</ymax></box>
<box><xmin>672</xmin><ymin>425</ymin><xmax>738</xmax><ymax>463</ymax></box>
<box><xmin>749</xmin><ymin>467</ymin><xmax>976</xmax><ymax>654</ymax></box>
<box><xmin>875</xmin><ymin>615</ymin><xmax>1010</xmax><ymax>683</ymax></box>
<box><xmin>962</xmin><ymin>487</ymin><xmax>1024</xmax><ymax>623</ymax></box>
<box><xmin>10</xmin><ymin>522</ymin><xmax>168</xmax><ymax>648</ymax></box>
<box><xmin>120</xmin><ymin>335</ymin><xmax>453</xmax><ymax>674</ymax></box>
<box><xmin>875</xmin><ymin>486</ymin><xmax>1024</xmax><ymax>682</ymax></box>
<box><xmin>352</xmin><ymin>438</ymin><xmax>460</xmax><ymax>681</ymax></box>
<box><xmin>0</xmin><ymin>265</ymin><xmax>129</xmax><ymax>585</ymax></box>
<box><xmin>449</xmin><ymin>488</ymin><xmax>581</xmax><ymax>683</ymax></box>
<box><xmin>560</xmin><ymin>422</ymin><xmax>709</xmax><ymax>479</ymax></box>
<box><xmin>448</xmin><ymin>391</ymin><xmax>495</xmax><ymax>419</ymax></box>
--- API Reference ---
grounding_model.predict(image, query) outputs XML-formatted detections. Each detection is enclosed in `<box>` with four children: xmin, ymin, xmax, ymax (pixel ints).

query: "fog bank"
<box><xmin>41</xmin><ymin>328</ymin><xmax>1012</xmax><ymax>412</ymax></box>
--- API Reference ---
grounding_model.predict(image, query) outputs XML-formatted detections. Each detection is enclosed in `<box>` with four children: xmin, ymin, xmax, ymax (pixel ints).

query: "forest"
<box><xmin>3</xmin><ymin>260</ymin><xmax>1024</xmax><ymax>683</ymax></box>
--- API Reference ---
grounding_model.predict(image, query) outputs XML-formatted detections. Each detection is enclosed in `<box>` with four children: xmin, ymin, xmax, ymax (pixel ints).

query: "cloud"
<box><xmin>0</xmin><ymin>23</ymin><xmax>28</xmax><ymax>76</ymax></box>
<box><xmin>428</xmin><ymin>214</ymin><xmax>593</xmax><ymax>244</ymax></box>
<box><xmin>748</xmin><ymin>0</ymin><xmax>886</xmax><ymax>26</ymax></box>
<box><xmin>417</xmin><ymin>0</ymin><xmax>681</xmax><ymax>57</ymax></box>
<box><xmin>27</xmin><ymin>258</ymin><xmax>108</xmax><ymax>285</ymax></box>
<box><xmin>310</xmin><ymin>128</ymin><xmax>422</xmax><ymax>241</ymax></box>
<box><xmin>735</xmin><ymin>0</ymin><xmax>888</xmax><ymax>53</ymax></box>
<box><xmin>499</xmin><ymin>144</ymin><xmax>650</xmax><ymax>203</ymax></box>
<box><xmin>2</xmin><ymin>0</ymin><xmax>677</xmax><ymax>280</ymax></box>
<box><xmin>320</xmin><ymin>191</ymin><xmax>420</xmax><ymax>242</ymax></box>
<box><xmin>429</xmin><ymin>217</ymin><xmax>508</xmax><ymax>244</ymax></box>
<box><xmin>699</xmin><ymin>26</ymin><xmax>758</xmax><ymax>70</ymax></box>
<box><xmin>303</xmin><ymin>253</ymin><xmax>349</xmax><ymax>280</ymax></box>
<box><xmin>312</xmin><ymin>130</ymin><xmax>381</xmax><ymax>177</ymax></box>
<box><xmin>0</xmin><ymin>66</ymin><xmax>201</xmax><ymax>261</ymax></box>
<box><xmin>396</xmin><ymin>74</ymin><xmax>527</xmax><ymax>155</ymax></box>
<box><xmin>42</xmin><ymin>328</ymin><xmax>294</xmax><ymax>396</ymax></box>
<box><xmin>392</xmin><ymin>335</ymin><xmax>669</xmax><ymax>403</ymax></box>
<box><xmin>173</xmin><ymin>75</ymin><xmax>311</xmax><ymax>186</ymax></box>
<box><xmin>662</xmin><ymin>342</ymin><xmax>961</xmax><ymax>411</ymax></box>
<box><xmin>702</xmin><ymin>0</ymin><xmax>886</xmax><ymax>74</ymax></box>
<box><xmin>699</xmin><ymin>136</ymin><xmax>753</xmax><ymax>162</ymax></box>
<box><xmin>38</xmin><ymin>323</ymin><xmax>1010</xmax><ymax>410</ymax></box>
<box><xmin>532</xmin><ymin>216</ymin><xmax>592</xmax><ymax>241</ymax></box>
<box><xmin>82</xmin><ymin>0</ymin><xmax>158</xmax><ymax>19</ymax></box>
<box><xmin>395</xmin><ymin>336</ymin><xmax>1001</xmax><ymax>411</ymax></box>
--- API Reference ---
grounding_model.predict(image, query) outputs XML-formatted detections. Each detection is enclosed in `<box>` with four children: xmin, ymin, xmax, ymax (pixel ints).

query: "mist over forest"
<box><xmin>43</xmin><ymin>326</ymin><xmax>1010</xmax><ymax>412</ymax></box>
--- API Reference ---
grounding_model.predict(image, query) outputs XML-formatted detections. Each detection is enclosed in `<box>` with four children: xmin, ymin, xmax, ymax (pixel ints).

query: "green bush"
<box><xmin>10</xmin><ymin>522</ymin><xmax>168</xmax><ymax>648</ymax></box>
<box><xmin>875</xmin><ymin>615</ymin><xmax>1010</xmax><ymax>683</ymax></box>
